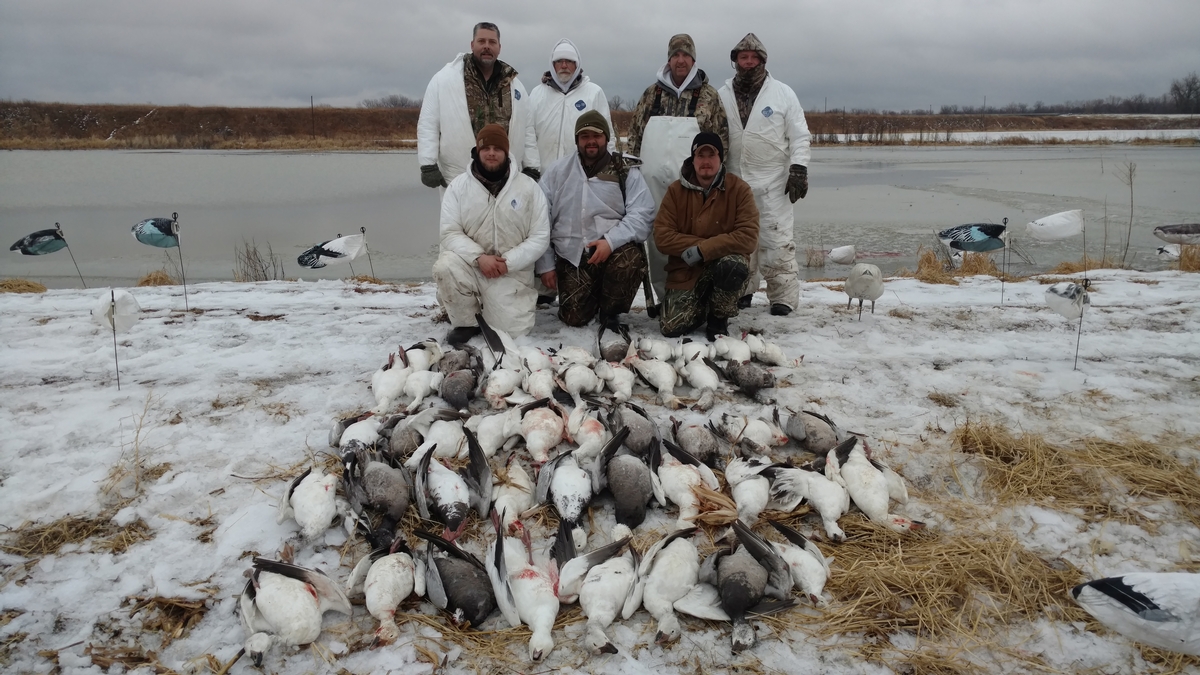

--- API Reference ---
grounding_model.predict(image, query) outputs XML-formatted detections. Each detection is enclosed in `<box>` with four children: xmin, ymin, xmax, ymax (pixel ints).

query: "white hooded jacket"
<box><xmin>718</xmin><ymin>75</ymin><xmax>810</xmax><ymax>195</ymax></box>
<box><xmin>418</xmin><ymin>54</ymin><xmax>539</xmax><ymax>184</ymax></box>
<box><xmin>528</xmin><ymin>39</ymin><xmax>616</xmax><ymax>167</ymax></box>
<box><xmin>439</xmin><ymin>164</ymin><xmax>550</xmax><ymax>276</ymax></box>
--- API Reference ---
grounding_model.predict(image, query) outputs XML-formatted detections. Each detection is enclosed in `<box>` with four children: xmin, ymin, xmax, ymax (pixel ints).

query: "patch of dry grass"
<box><xmin>0</xmin><ymin>279</ymin><xmax>47</xmax><ymax>293</ymax></box>
<box><xmin>136</xmin><ymin>269</ymin><xmax>177</xmax><ymax>286</ymax></box>
<box><xmin>887</xmin><ymin>307</ymin><xmax>914</xmax><ymax>320</ymax></box>
<box><xmin>84</xmin><ymin>645</ymin><xmax>179</xmax><ymax>674</ymax></box>
<box><xmin>956</xmin><ymin>252</ymin><xmax>1001</xmax><ymax>276</ymax></box>
<box><xmin>1180</xmin><ymin>245</ymin><xmax>1200</xmax><ymax>272</ymax></box>
<box><xmin>927</xmin><ymin>391</ymin><xmax>959</xmax><ymax>408</ymax></box>
<box><xmin>126</xmin><ymin>596</ymin><xmax>209</xmax><ymax>648</ymax></box>
<box><xmin>805</xmin><ymin>248</ymin><xmax>826</xmax><ymax>268</ymax></box>
<box><xmin>1048</xmin><ymin>255</ymin><xmax>1123</xmax><ymax>274</ymax></box>
<box><xmin>0</xmin><ymin>513</ymin><xmax>153</xmax><ymax>557</ymax></box>
<box><xmin>894</xmin><ymin>248</ymin><xmax>959</xmax><ymax>285</ymax></box>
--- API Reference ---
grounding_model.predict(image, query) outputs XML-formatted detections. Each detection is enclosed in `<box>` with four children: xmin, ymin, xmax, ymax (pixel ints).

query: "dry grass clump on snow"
<box><xmin>805</xmin><ymin>247</ymin><xmax>826</xmax><ymax>268</ymax></box>
<box><xmin>955</xmin><ymin>251</ymin><xmax>1002</xmax><ymax>276</ymax></box>
<box><xmin>1179</xmin><ymin>244</ymin><xmax>1200</xmax><ymax>272</ymax></box>
<box><xmin>136</xmin><ymin>269</ymin><xmax>177</xmax><ymax>286</ymax></box>
<box><xmin>895</xmin><ymin>247</ymin><xmax>958</xmax><ymax>285</ymax></box>
<box><xmin>0</xmin><ymin>279</ymin><xmax>47</xmax><ymax>293</ymax></box>
<box><xmin>1048</xmin><ymin>255</ymin><xmax>1123</xmax><ymax>274</ymax></box>
<box><xmin>956</xmin><ymin>421</ymin><xmax>1200</xmax><ymax>529</ymax></box>
<box><xmin>0</xmin><ymin>513</ymin><xmax>153</xmax><ymax>557</ymax></box>
<box><xmin>127</xmin><ymin>596</ymin><xmax>210</xmax><ymax>648</ymax></box>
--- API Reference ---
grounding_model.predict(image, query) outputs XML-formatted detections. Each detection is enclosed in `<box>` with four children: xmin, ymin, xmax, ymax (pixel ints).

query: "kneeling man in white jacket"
<box><xmin>433</xmin><ymin>124</ymin><xmax>551</xmax><ymax>346</ymax></box>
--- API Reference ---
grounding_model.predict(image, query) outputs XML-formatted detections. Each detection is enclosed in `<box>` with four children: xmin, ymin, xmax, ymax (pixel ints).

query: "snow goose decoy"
<box><xmin>1071</xmin><ymin>573</ymin><xmax>1200</xmax><ymax>656</ymax></box>
<box><xmin>1153</xmin><ymin>223</ymin><xmax>1200</xmax><ymax>246</ymax></box>
<box><xmin>828</xmin><ymin>244</ymin><xmax>856</xmax><ymax>265</ymax></box>
<box><xmin>341</xmin><ymin>441</ymin><xmax>411</xmax><ymax>549</ymax></box>
<box><xmin>760</xmin><ymin>461</ymin><xmax>850</xmax><ymax>542</ymax></box>
<box><xmin>1045</xmin><ymin>281</ymin><xmax>1090</xmax><ymax>321</ymax></box>
<box><xmin>537</xmin><ymin>446</ymin><xmax>593</xmax><ymax>550</ymax></box>
<box><xmin>131</xmin><ymin>213</ymin><xmax>179</xmax><ymax>248</ymax></box>
<box><xmin>937</xmin><ymin>223</ymin><xmax>1007</xmax><ymax>253</ymax></box>
<box><xmin>413</xmin><ymin>529</ymin><xmax>497</xmax><ymax>628</ymax></box>
<box><xmin>276</xmin><ymin>467</ymin><xmax>338</xmax><ymax>543</ymax></box>
<box><xmin>296</xmin><ymin>232</ymin><xmax>365</xmax><ymax>268</ymax></box>
<box><xmin>239</xmin><ymin>557</ymin><xmax>352</xmax><ymax>666</ymax></box>
<box><xmin>486</xmin><ymin>508</ymin><xmax>561</xmax><ymax>662</ymax></box>
<box><xmin>345</xmin><ymin>537</ymin><xmax>426</xmax><ymax>646</ymax></box>
<box><xmin>845</xmin><ymin>263</ymin><xmax>884</xmax><ymax>319</ymax></box>
<box><xmin>768</xmin><ymin>520</ymin><xmax>832</xmax><ymax>606</ymax></box>
<box><xmin>634</xmin><ymin>527</ymin><xmax>701</xmax><ymax>644</ymax></box>
<box><xmin>830</xmin><ymin>437</ymin><xmax>923</xmax><ymax>532</ymax></box>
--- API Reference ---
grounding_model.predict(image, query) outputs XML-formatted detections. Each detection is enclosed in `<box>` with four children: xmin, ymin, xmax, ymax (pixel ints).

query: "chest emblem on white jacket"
<box><xmin>514</xmin><ymin>89</ymin><xmax>522</xmax><ymax>100</ymax></box>
<box><xmin>762</xmin><ymin>106</ymin><xmax>773</xmax><ymax>118</ymax></box>
<box><xmin>575</xmin><ymin>100</ymin><xmax>586</xmax><ymax>111</ymax></box>
<box><xmin>510</xmin><ymin>198</ymin><xmax>520</xmax><ymax>209</ymax></box>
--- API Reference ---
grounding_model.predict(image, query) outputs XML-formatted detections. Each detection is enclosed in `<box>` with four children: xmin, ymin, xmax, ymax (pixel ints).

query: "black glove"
<box><xmin>420</xmin><ymin>164</ymin><xmax>447</xmax><ymax>189</ymax></box>
<box><xmin>522</xmin><ymin>166</ymin><xmax>541</xmax><ymax>181</ymax></box>
<box><xmin>682</xmin><ymin>245</ymin><xmax>704</xmax><ymax>267</ymax></box>
<box><xmin>786</xmin><ymin>164</ymin><xmax>808</xmax><ymax>202</ymax></box>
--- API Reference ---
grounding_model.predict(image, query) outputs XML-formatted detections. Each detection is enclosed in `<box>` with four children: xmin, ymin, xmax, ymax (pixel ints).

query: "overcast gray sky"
<box><xmin>2</xmin><ymin>0</ymin><xmax>1197</xmax><ymax>111</ymax></box>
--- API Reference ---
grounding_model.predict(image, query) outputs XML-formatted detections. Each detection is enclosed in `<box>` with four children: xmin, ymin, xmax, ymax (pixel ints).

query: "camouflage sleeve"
<box><xmin>696</xmin><ymin>85</ymin><xmax>730</xmax><ymax>156</ymax></box>
<box><xmin>625</xmin><ymin>85</ymin><xmax>660</xmax><ymax>158</ymax></box>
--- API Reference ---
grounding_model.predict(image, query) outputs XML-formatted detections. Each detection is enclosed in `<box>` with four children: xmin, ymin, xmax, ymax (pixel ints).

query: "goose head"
<box><xmin>245</xmin><ymin>632</ymin><xmax>273</xmax><ymax>667</ymax></box>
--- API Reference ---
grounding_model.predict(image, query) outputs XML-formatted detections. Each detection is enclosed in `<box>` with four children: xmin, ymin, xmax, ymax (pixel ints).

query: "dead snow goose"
<box><xmin>1071</xmin><ymin>573</ymin><xmax>1200</xmax><ymax>656</ymax></box>
<box><xmin>239</xmin><ymin>557</ymin><xmax>352</xmax><ymax>666</ymax></box>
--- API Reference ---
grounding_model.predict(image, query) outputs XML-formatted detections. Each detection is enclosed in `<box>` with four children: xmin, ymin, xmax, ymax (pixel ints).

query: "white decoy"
<box><xmin>1026</xmin><ymin>209</ymin><xmax>1083</xmax><ymax>241</ymax></box>
<box><xmin>483</xmin><ymin>367</ymin><xmax>525</xmax><ymax>409</ymax></box>
<box><xmin>492</xmin><ymin>452</ymin><xmax>535</xmax><ymax>536</ymax></box>
<box><xmin>712</xmin><ymin>335</ymin><xmax>752</xmax><ymax>363</ymax></box>
<box><xmin>626</xmin><ymin>352</ymin><xmax>681</xmax><ymax>408</ymax></box>
<box><xmin>676</xmin><ymin>353</ymin><xmax>721</xmax><ymax>411</ymax></box>
<box><xmin>768</xmin><ymin>521</ymin><xmax>832</xmax><ymax>606</ymax></box>
<box><xmin>487</xmin><ymin>509</ymin><xmax>561</xmax><ymax>662</ymax></box>
<box><xmin>657</xmin><ymin>439</ymin><xmax>721</xmax><ymax>531</ymax></box>
<box><xmin>518</xmin><ymin>399</ymin><xmax>567</xmax><ymax>465</ymax></box>
<box><xmin>371</xmin><ymin>350</ymin><xmax>412</xmax><ymax>413</ymax></box>
<box><xmin>403</xmin><ymin>370</ymin><xmax>443</xmax><ymax>412</ymax></box>
<box><xmin>593</xmin><ymin>359</ymin><xmax>635</xmax><ymax>403</ymax></box>
<box><xmin>634</xmin><ymin>528</ymin><xmax>701</xmax><ymax>645</ymax></box>
<box><xmin>537</xmin><ymin>448</ymin><xmax>593</xmax><ymax>551</ymax></box>
<box><xmin>831</xmin><ymin>438</ymin><xmax>923</xmax><ymax>532</ymax></box>
<box><xmin>725</xmin><ymin>453</ymin><xmax>773</xmax><ymax>526</ymax></box>
<box><xmin>845</xmin><ymin>263</ymin><xmax>884</xmax><ymax>319</ymax></box>
<box><xmin>1071</xmin><ymin>573</ymin><xmax>1200</xmax><ymax>656</ymax></box>
<box><xmin>1157</xmin><ymin>244</ymin><xmax>1182</xmax><ymax>260</ymax></box>
<box><xmin>239</xmin><ymin>557</ymin><xmax>352</xmax><ymax>666</ymax></box>
<box><xmin>277</xmin><ymin>467</ymin><xmax>338</xmax><ymax>543</ymax></box>
<box><xmin>828</xmin><ymin>244</ymin><xmax>856</xmax><ymax>265</ymax></box>
<box><xmin>1045</xmin><ymin>282</ymin><xmax>1090</xmax><ymax>320</ymax></box>
<box><xmin>636</xmin><ymin>337</ymin><xmax>675</xmax><ymax>362</ymax></box>
<box><xmin>344</xmin><ymin>538</ymin><xmax>427</xmax><ymax>646</ymax></box>
<box><xmin>761</xmin><ymin>463</ymin><xmax>850</xmax><ymax>542</ymax></box>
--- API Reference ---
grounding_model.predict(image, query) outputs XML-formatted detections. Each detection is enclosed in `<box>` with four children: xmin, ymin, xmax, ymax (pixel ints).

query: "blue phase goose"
<box><xmin>1072</xmin><ymin>573</ymin><xmax>1200</xmax><ymax>656</ymax></box>
<box><xmin>413</xmin><ymin>529</ymin><xmax>497</xmax><ymax>629</ymax></box>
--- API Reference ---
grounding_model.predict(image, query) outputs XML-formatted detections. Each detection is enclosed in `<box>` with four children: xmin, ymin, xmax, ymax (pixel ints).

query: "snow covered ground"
<box><xmin>1</xmin><ymin>271</ymin><xmax>1198</xmax><ymax>674</ymax></box>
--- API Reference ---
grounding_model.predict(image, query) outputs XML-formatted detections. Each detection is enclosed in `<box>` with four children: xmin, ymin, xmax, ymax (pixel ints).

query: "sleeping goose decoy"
<box><xmin>830</xmin><ymin>437</ymin><xmax>923</xmax><ymax>533</ymax></box>
<box><xmin>486</xmin><ymin>508</ymin><xmax>561</xmax><ymax>662</ymax></box>
<box><xmin>1071</xmin><ymin>573</ymin><xmax>1200</xmax><ymax>656</ymax></box>
<box><xmin>413</xmin><ymin>529</ymin><xmax>497</xmax><ymax>629</ymax></box>
<box><xmin>345</xmin><ymin>537</ymin><xmax>426</xmax><ymax>646</ymax></box>
<box><xmin>768</xmin><ymin>521</ymin><xmax>832</xmax><ymax>606</ymax></box>
<box><xmin>635</xmin><ymin>527</ymin><xmax>701</xmax><ymax>644</ymax></box>
<box><xmin>537</xmin><ymin>447</ymin><xmax>593</xmax><ymax>550</ymax></box>
<box><xmin>276</xmin><ymin>467</ymin><xmax>338</xmax><ymax>543</ymax></box>
<box><xmin>1045</xmin><ymin>281</ymin><xmax>1090</xmax><ymax>321</ymax></box>
<box><xmin>828</xmin><ymin>244</ymin><xmax>856</xmax><ymax>265</ymax></box>
<box><xmin>239</xmin><ymin>557</ymin><xmax>352</xmax><ymax>666</ymax></box>
<box><xmin>845</xmin><ymin>263</ymin><xmax>884</xmax><ymax>319</ymax></box>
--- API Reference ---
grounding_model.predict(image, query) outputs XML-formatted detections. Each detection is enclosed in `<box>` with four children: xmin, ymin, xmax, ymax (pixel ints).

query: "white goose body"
<box><xmin>640</xmin><ymin>531</ymin><xmax>701</xmax><ymax>644</ymax></box>
<box><xmin>549</xmin><ymin>453</ymin><xmax>593</xmax><ymax>550</ymax></box>
<box><xmin>764</xmin><ymin>466</ymin><xmax>849</xmax><ymax>541</ymax></box>
<box><xmin>345</xmin><ymin>544</ymin><xmax>427</xmax><ymax>645</ymax></box>
<box><xmin>405</xmin><ymin>419</ymin><xmax>466</xmax><ymax>468</ymax></box>
<box><xmin>742</xmin><ymin>332</ymin><xmax>795</xmax><ymax>367</ymax></box>
<box><xmin>627</xmin><ymin>354</ymin><xmax>680</xmax><ymax>407</ymax></box>
<box><xmin>676</xmin><ymin>355</ymin><xmax>720</xmax><ymax>411</ymax></box>
<box><xmin>240</xmin><ymin>559</ymin><xmax>352</xmax><ymax>666</ymax></box>
<box><xmin>837</xmin><ymin>442</ymin><xmax>922</xmax><ymax>532</ymax></box>
<box><xmin>520</xmin><ymin>346</ymin><xmax>554</xmax><ymax>374</ymax></box>
<box><xmin>636</xmin><ymin>337</ymin><xmax>675</xmax><ymax>362</ymax></box>
<box><xmin>725</xmin><ymin>456</ymin><xmax>772</xmax><ymax>526</ymax></box>
<box><xmin>339</xmin><ymin>414</ymin><xmax>382</xmax><ymax>448</ymax></box>
<box><xmin>557</xmin><ymin>363</ymin><xmax>602</xmax><ymax>408</ymax></box>
<box><xmin>277</xmin><ymin>468</ymin><xmax>338</xmax><ymax>542</ymax></box>
<box><xmin>403</xmin><ymin>370</ymin><xmax>443</xmax><ymax>412</ymax></box>
<box><xmin>484</xmin><ymin>368</ymin><xmax>525</xmax><ymax>408</ymax></box>
<box><xmin>492</xmin><ymin>456</ymin><xmax>535</xmax><ymax>535</ymax></box>
<box><xmin>465</xmin><ymin>408</ymin><xmax>522</xmax><ymax>458</ymax></box>
<box><xmin>658</xmin><ymin>451</ymin><xmax>720</xmax><ymax>531</ymax></box>
<box><xmin>490</xmin><ymin>531</ymin><xmax>560</xmax><ymax>661</ymax></box>
<box><xmin>522</xmin><ymin>368</ymin><xmax>557</xmax><ymax>401</ymax></box>
<box><xmin>567</xmin><ymin>405</ymin><xmax>608</xmax><ymax>466</ymax></box>
<box><xmin>1071</xmin><ymin>573</ymin><xmax>1200</xmax><ymax>656</ymax></box>
<box><xmin>552</xmin><ymin>345</ymin><xmax>596</xmax><ymax>368</ymax></box>
<box><xmin>593</xmin><ymin>360</ymin><xmax>635</xmax><ymax>402</ymax></box>
<box><xmin>371</xmin><ymin>355</ymin><xmax>412</xmax><ymax>413</ymax></box>
<box><xmin>579</xmin><ymin>555</ymin><xmax>638</xmax><ymax>654</ymax></box>
<box><xmin>768</xmin><ymin>532</ymin><xmax>831</xmax><ymax>606</ymax></box>
<box><xmin>521</xmin><ymin>406</ymin><xmax>566</xmax><ymax>465</ymax></box>
<box><xmin>405</xmin><ymin>340</ymin><xmax>443</xmax><ymax>372</ymax></box>
<box><xmin>712</xmin><ymin>336</ymin><xmax>752</xmax><ymax>363</ymax></box>
<box><xmin>722</xmin><ymin>414</ymin><xmax>789</xmax><ymax>448</ymax></box>
<box><xmin>674</xmin><ymin>340</ymin><xmax>712</xmax><ymax>367</ymax></box>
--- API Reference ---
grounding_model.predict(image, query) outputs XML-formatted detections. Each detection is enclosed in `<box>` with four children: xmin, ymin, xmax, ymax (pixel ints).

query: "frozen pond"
<box><xmin>1</xmin><ymin>146</ymin><xmax>1197</xmax><ymax>288</ymax></box>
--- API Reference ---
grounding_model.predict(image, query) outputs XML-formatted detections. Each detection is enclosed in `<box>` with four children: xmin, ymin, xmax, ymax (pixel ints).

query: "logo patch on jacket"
<box><xmin>575</xmin><ymin>100</ymin><xmax>586</xmax><ymax>111</ymax></box>
<box><xmin>762</xmin><ymin>106</ymin><xmax>773</xmax><ymax>117</ymax></box>
<box><xmin>514</xmin><ymin>89</ymin><xmax>522</xmax><ymax>101</ymax></box>
<box><xmin>510</xmin><ymin>198</ymin><xmax>520</xmax><ymax>209</ymax></box>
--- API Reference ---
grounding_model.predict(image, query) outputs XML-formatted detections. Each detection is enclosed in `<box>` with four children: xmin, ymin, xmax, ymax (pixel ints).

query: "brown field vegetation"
<box><xmin>2</xmin><ymin>101</ymin><xmax>1195</xmax><ymax>150</ymax></box>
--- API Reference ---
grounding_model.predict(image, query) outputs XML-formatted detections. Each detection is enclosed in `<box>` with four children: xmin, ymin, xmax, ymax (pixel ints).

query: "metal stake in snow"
<box><xmin>361</xmin><ymin>226</ymin><xmax>375</xmax><ymax>278</ymax></box>
<box><xmin>93</xmin><ymin>289</ymin><xmax>141</xmax><ymax>390</ymax></box>
<box><xmin>58</xmin><ymin>223</ymin><xmax>88</xmax><ymax>288</ymax></box>
<box><xmin>110</xmin><ymin>291</ymin><xmax>120</xmax><ymax>389</ymax></box>
<box><xmin>1073</xmin><ymin>296</ymin><xmax>1086</xmax><ymax>371</ymax></box>
<box><xmin>1000</xmin><ymin>217</ymin><xmax>1008</xmax><ymax>304</ymax></box>
<box><xmin>172</xmin><ymin>214</ymin><xmax>190</xmax><ymax>312</ymax></box>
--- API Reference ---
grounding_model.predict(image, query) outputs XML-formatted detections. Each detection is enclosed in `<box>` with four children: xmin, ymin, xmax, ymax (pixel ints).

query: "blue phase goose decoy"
<box><xmin>296</xmin><ymin>232</ymin><xmax>365</xmax><ymax>269</ymax></box>
<box><xmin>344</xmin><ymin>537</ymin><xmax>426</xmax><ymax>647</ymax></box>
<box><xmin>1045</xmin><ymin>281</ymin><xmax>1090</xmax><ymax>320</ymax></box>
<box><xmin>276</xmin><ymin>467</ymin><xmax>338</xmax><ymax>543</ymax></box>
<box><xmin>937</xmin><ymin>223</ymin><xmax>1007</xmax><ymax>252</ymax></box>
<box><xmin>413</xmin><ymin>529</ymin><xmax>497</xmax><ymax>628</ymax></box>
<box><xmin>486</xmin><ymin>508</ymin><xmax>561</xmax><ymax>662</ymax></box>
<box><xmin>845</xmin><ymin>263</ymin><xmax>884</xmax><ymax>319</ymax></box>
<box><xmin>1153</xmin><ymin>223</ymin><xmax>1200</xmax><ymax>245</ymax></box>
<box><xmin>131</xmin><ymin>213</ymin><xmax>179</xmax><ymax>248</ymax></box>
<box><xmin>1072</xmin><ymin>573</ymin><xmax>1200</xmax><ymax>656</ymax></box>
<box><xmin>10</xmin><ymin>225</ymin><xmax>67</xmax><ymax>255</ymax></box>
<box><xmin>238</xmin><ymin>557</ymin><xmax>352</xmax><ymax>666</ymax></box>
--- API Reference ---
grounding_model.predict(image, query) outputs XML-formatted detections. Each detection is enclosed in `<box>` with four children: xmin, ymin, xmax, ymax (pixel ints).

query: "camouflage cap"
<box><xmin>730</xmin><ymin>33</ymin><xmax>767</xmax><ymax>64</ymax></box>
<box><xmin>668</xmin><ymin>34</ymin><xmax>696</xmax><ymax>61</ymax></box>
<box><xmin>574</xmin><ymin>110</ymin><xmax>609</xmax><ymax>139</ymax></box>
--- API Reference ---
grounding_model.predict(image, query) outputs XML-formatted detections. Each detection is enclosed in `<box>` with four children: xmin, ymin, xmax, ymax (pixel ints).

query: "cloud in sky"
<box><xmin>2</xmin><ymin>0</ymin><xmax>1197</xmax><ymax>111</ymax></box>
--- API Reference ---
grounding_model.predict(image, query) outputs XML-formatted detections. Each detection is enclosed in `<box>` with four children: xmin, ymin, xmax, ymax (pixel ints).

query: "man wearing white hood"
<box><xmin>718</xmin><ymin>33</ymin><xmax>810</xmax><ymax>316</ymax></box>
<box><xmin>528</xmin><ymin>38</ymin><xmax>616</xmax><ymax>167</ymax></box>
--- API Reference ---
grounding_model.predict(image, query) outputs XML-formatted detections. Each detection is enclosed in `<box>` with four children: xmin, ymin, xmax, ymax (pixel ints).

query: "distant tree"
<box><xmin>359</xmin><ymin>94</ymin><xmax>422</xmax><ymax>109</ymax></box>
<box><xmin>608</xmin><ymin>95</ymin><xmax>627</xmax><ymax>112</ymax></box>
<box><xmin>1170</xmin><ymin>72</ymin><xmax>1200</xmax><ymax>114</ymax></box>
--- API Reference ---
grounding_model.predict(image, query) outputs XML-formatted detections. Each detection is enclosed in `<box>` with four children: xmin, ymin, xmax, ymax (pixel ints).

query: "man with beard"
<box><xmin>653</xmin><ymin>132</ymin><xmax>758</xmax><ymax>341</ymax></box>
<box><xmin>718</xmin><ymin>33</ymin><xmax>810</xmax><ymax>316</ymax></box>
<box><xmin>417</xmin><ymin>22</ymin><xmax>539</xmax><ymax>191</ymax></box>
<box><xmin>433</xmin><ymin>124</ymin><xmax>550</xmax><ymax>346</ymax></box>
<box><xmin>536</xmin><ymin>111</ymin><xmax>655</xmax><ymax>329</ymax></box>
<box><xmin>528</xmin><ymin>38</ymin><xmax>616</xmax><ymax>168</ymax></box>
<box><xmin>623</xmin><ymin>34</ymin><xmax>729</xmax><ymax>318</ymax></box>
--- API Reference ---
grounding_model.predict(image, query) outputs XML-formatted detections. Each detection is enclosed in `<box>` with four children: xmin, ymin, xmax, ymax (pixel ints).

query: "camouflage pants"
<box><xmin>556</xmin><ymin>242</ymin><xmax>648</xmax><ymax>327</ymax></box>
<box><xmin>659</xmin><ymin>254</ymin><xmax>749</xmax><ymax>337</ymax></box>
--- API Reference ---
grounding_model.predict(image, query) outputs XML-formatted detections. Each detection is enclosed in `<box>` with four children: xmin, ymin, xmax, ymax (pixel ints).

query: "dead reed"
<box><xmin>805</xmin><ymin>248</ymin><xmax>826</xmax><ymax>268</ymax></box>
<box><xmin>0</xmin><ymin>513</ymin><xmax>153</xmax><ymax>557</ymax></box>
<box><xmin>0</xmin><ymin>279</ymin><xmax>47</xmax><ymax>293</ymax></box>
<box><xmin>233</xmin><ymin>239</ymin><xmax>285</xmax><ymax>282</ymax></box>
<box><xmin>136</xmin><ymin>269</ymin><xmax>177</xmax><ymax>286</ymax></box>
<box><xmin>894</xmin><ymin>248</ymin><xmax>958</xmax><ymax>285</ymax></box>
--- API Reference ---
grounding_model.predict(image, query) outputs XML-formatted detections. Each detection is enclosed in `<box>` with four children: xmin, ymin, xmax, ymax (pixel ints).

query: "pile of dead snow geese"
<box><xmin>239</xmin><ymin>313</ymin><xmax>1199</xmax><ymax>666</ymax></box>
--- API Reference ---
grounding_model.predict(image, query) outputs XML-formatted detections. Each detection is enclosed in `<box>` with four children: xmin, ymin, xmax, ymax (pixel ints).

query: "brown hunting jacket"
<box><xmin>653</xmin><ymin>160</ymin><xmax>759</xmax><ymax>291</ymax></box>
